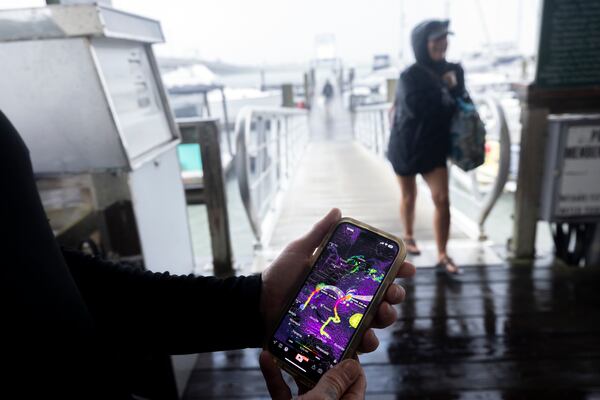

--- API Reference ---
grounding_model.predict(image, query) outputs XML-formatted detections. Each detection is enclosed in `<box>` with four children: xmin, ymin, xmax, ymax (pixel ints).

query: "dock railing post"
<box><xmin>285</xmin><ymin>116</ymin><xmax>290</xmax><ymax>179</ymax></box>
<box><xmin>202</xmin><ymin>92</ymin><xmax>211</xmax><ymax>117</ymax></box>
<box><xmin>303</xmin><ymin>73</ymin><xmax>311</xmax><ymax>109</ymax></box>
<box><xmin>512</xmin><ymin>103</ymin><xmax>549</xmax><ymax>260</ymax></box>
<box><xmin>179</xmin><ymin>118</ymin><xmax>234</xmax><ymax>277</ymax></box>
<box><xmin>282</xmin><ymin>84</ymin><xmax>294</xmax><ymax>107</ymax></box>
<box><xmin>220</xmin><ymin>86</ymin><xmax>234</xmax><ymax>156</ymax></box>
<box><xmin>386</xmin><ymin>79</ymin><xmax>397</xmax><ymax>104</ymax></box>
<box><xmin>198</xmin><ymin>120</ymin><xmax>234</xmax><ymax>277</ymax></box>
<box><xmin>276</xmin><ymin>117</ymin><xmax>283</xmax><ymax>191</ymax></box>
<box><xmin>379</xmin><ymin>108</ymin><xmax>387</xmax><ymax>158</ymax></box>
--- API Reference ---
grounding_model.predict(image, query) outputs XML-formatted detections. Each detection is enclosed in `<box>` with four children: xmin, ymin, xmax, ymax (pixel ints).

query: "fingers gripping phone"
<box><xmin>268</xmin><ymin>217</ymin><xmax>406</xmax><ymax>387</ymax></box>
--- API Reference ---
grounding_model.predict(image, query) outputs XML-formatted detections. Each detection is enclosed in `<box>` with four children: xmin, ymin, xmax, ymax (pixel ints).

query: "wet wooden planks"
<box><xmin>268</xmin><ymin>139</ymin><xmax>468</xmax><ymax>254</ymax></box>
<box><xmin>184</xmin><ymin>264</ymin><xmax>600</xmax><ymax>399</ymax></box>
<box><xmin>268</xmin><ymin>91</ymin><xmax>466</xmax><ymax>256</ymax></box>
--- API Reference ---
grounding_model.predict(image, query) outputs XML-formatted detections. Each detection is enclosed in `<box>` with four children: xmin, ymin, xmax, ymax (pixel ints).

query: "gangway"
<box><xmin>233</xmin><ymin>89</ymin><xmax>509</xmax><ymax>270</ymax></box>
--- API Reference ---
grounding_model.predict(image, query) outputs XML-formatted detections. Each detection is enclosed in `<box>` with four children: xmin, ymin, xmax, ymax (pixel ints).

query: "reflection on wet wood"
<box><xmin>184</xmin><ymin>264</ymin><xmax>600</xmax><ymax>399</ymax></box>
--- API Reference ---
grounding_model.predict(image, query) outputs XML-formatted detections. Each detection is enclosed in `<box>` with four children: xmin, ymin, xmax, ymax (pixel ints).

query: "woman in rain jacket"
<box><xmin>388</xmin><ymin>19</ymin><xmax>469</xmax><ymax>274</ymax></box>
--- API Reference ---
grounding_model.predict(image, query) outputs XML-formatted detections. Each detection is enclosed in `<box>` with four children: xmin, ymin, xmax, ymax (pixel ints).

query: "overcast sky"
<box><xmin>1</xmin><ymin>0</ymin><xmax>542</xmax><ymax>65</ymax></box>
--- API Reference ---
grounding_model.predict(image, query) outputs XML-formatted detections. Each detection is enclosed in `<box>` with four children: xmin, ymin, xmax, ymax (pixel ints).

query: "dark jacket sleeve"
<box><xmin>449</xmin><ymin>63</ymin><xmax>470</xmax><ymax>101</ymax></box>
<box><xmin>62</xmin><ymin>249</ymin><xmax>264</xmax><ymax>354</ymax></box>
<box><xmin>398</xmin><ymin>68</ymin><xmax>444</xmax><ymax>120</ymax></box>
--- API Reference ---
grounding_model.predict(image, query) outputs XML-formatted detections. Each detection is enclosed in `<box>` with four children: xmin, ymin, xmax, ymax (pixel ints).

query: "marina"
<box><xmin>1</xmin><ymin>0</ymin><xmax>599</xmax><ymax>398</ymax></box>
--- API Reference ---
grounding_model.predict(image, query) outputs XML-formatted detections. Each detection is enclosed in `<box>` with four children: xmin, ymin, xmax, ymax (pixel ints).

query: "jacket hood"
<box><xmin>411</xmin><ymin>19</ymin><xmax>450</xmax><ymax>69</ymax></box>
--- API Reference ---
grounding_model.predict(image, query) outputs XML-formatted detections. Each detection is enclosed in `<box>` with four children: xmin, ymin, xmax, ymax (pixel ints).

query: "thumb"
<box><xmin>288</xmin><ymin>208</ymin><xmax>342</xmax><ymax>256</ymax></box>
<box><xmin>304</xmin><ymin>359</ymin><xmax>362</xmax><ymax>400</ymax></box>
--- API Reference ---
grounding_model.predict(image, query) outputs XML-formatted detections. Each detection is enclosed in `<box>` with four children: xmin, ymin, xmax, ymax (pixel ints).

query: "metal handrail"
<box><xmin>472</xmin><ymin>97</ymin><xmax>511</xmax><ymax>239</ymax></box>
<box><xmin>352</xmin><ymin>102</ymin><xmax>392</xmax><ymax>159</ymax></box>
<box><xmin>235</xmin><ymin>106</ymin><xmax>310</xmax><ymax>248</ymax></box>
<box><xmin>352</xmin><ymin>96</ymin><xmax>511</xmax><ymax>240</ymax></box>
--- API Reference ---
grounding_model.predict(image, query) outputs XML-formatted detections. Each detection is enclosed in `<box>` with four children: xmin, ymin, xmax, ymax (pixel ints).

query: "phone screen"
<box><xmin>270</xmin><ymin>222</ymin><xmax>399</xmax><ymax>381</ymax></box>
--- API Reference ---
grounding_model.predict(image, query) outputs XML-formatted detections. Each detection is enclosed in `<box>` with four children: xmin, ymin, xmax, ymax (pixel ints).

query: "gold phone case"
<box><xmin>267</xmin><ymin>217</ymin><xmax>407</xmax><ymax>388</ymax></box>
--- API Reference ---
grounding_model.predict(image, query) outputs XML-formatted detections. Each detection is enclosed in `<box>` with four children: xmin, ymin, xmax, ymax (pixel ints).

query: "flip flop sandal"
<box><xmin>436</xmin><ymin>256</ymin><xmax>463</xmax><ymax>276</ymax></box>
<box><xmin>404</xmin><ymin>238</ymin><xmax>421</xmax><ymax>255</ymax></box>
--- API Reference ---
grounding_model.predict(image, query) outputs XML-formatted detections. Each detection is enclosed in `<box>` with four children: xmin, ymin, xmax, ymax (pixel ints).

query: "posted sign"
<box><xmin>540</xmin><ymin>117</ymin><xmax>600</xmax><ymax>221</ymax></box>
<box><xmin>535</xmin><ymin>0</ymin><xmax>600</xmax><ymax>88</ymax></box>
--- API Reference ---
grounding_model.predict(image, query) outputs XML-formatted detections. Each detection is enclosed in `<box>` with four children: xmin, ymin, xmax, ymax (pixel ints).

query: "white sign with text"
<box><xmin>556</xmin><ymin>125</ymin><xmax>600</xmax><ymax>217</ymax></box>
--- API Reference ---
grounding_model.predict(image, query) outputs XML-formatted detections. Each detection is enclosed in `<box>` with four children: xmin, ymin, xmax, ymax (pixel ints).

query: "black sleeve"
<box><xmin>62</xmin><ymin>249</ymin><xmax>265</xmax><ymax>354</ymax></box>
<box><xmin>450</xmin><ymin>63</ymin><xmax>470</xmax><ymax>101</ymax></box>
<box><xmin>400</xmin><ymin>69</ymin><xmax>443</xmax><ymax>119</ymax></box>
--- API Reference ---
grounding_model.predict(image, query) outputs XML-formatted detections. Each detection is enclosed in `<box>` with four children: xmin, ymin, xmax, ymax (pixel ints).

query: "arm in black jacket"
<box><xmin>398</xmin><ymin>67</ymin><xmax>444</xmax><ymax>120</ymax></box>
<box><xmin>1</xmin><ymin>107</ymin><xmax>264</xmax><ymax>356</ymax></box>
<box><xmin>448</xmin><ymin>63</ymin><xmax>470</xmax><ymax>101</ymax></box>
<box><xmin>397</xmin><ymin>63</ymin><xmax>469</xmax><ymax>121</ymax></box>
<box><xmin>63</xmin><ymin>249</ymin><xmax>265</xmax><ymax>355</ymax></box>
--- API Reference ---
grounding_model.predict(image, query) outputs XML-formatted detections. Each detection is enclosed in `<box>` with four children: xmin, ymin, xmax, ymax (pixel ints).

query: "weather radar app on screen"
<box><xmin>271</xmin><ymin>222</ymin><xmax>399</xmax><ymax>380</ymax></box>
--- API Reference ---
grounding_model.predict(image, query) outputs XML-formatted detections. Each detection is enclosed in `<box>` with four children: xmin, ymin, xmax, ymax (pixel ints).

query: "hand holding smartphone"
<box><xmin>267</xmin><ymin>217</ymin><xmax>406</xmax><ymax>387</ymax></box>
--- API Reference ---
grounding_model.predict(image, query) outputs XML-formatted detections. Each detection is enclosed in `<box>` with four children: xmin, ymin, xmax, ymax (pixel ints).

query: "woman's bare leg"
<box><xmin>422</xmin><ymin>167</ymin><xmax>451</xmax><ymax>262</ymax></box>
<box><xmin>397</xmin><ymin>175</ymin><xmax>417</xmax><ymax>240</ymax></box>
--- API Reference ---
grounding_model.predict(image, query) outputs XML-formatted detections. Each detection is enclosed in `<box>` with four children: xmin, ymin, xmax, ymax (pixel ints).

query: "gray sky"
<box><xmin>1</xmin><ymin>0</ymin><xmax>542</xmax><ymax>65</ymax></box>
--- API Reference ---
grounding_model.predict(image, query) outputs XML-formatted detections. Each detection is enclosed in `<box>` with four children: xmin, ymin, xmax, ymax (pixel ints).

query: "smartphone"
<box><xmin>267</xmin><ymin>217</ymin><xmax>406</xmax><ymax>387</ymax></box>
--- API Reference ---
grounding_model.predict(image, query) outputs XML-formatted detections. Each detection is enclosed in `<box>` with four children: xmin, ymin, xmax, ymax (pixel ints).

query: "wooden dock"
<box><xmin>182</xmin><ymin>93</ymin><xmax>600</xmax><ymax>399</ymax></box>
<box><xmin>184</xmin><ymin>263</ymin><xmax>600</xmax><ymax>399</ymax></box>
